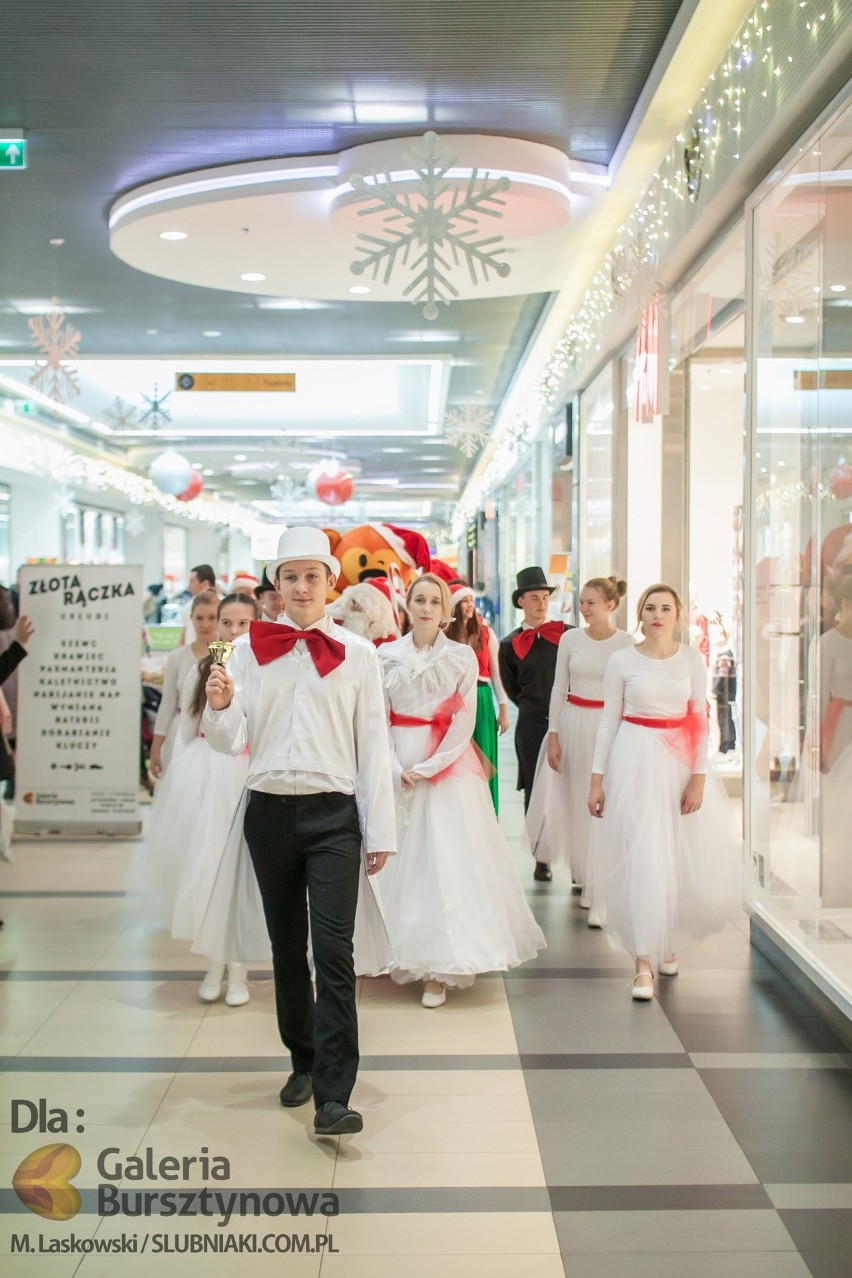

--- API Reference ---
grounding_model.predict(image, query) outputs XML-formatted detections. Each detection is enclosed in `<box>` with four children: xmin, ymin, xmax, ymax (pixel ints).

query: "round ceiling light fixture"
<box><xmin>241</xmin><ymin>272</ymin><xmax>266</xmax><ymax>282</ymax></box>
<box><xmin>160</xmin><ymin>230</ymin><xmax>188</xmax><ymax>241</ymax></box>
<box><xmin>349</xmin><ymin>285</ymin><xmax>370</xmax><ymax>295</ymax></box>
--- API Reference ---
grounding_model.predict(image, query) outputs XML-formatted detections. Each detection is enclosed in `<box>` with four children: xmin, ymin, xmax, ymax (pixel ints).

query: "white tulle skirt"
<box><xmin>821</xmin><ymin>742</ymin><xmax>852</xmax><ymax>907</ymax></box>
<box><xmin>587</xmin><ymin>722</ymin><xmax>744</xmax><ymax>964</ymax></box>
<box><xmin>191</xmin><ymin>789</ymin><xmax>394</xmax><ymax>976</ymax></box>
<box><xmin>525</xmin><ymin>700</ymin><xmax>601</xmax><ymax>885</ymax></box>
<box><xmin>134</xmin><ymin>736</ymin><xmax>248</xmax><ymax>940</ymax></box>
<box><xmin>381</xmin><ymin>724</ymin><xmax>546</xmax><ymax>986</ymax></box>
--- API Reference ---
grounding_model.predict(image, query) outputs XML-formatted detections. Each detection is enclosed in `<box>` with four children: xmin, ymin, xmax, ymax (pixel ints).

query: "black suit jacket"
<box><xmin>498</xmin><ymin>624</ymin><xmax>572</xmax><ymax>796</ymax></box>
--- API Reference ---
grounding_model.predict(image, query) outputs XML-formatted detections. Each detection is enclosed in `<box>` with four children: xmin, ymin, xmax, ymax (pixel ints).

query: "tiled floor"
<box><xmin>1</xmin><ymin>738</ymin><xmax>851</xmax><ymax>1277</ymax></box>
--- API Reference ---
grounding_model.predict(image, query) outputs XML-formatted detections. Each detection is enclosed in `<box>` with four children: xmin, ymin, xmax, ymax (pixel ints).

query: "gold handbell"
<box><xmin>208</xmin><ymin>640</ymin><xmax>236</xmax><ymax>666</ymax></box>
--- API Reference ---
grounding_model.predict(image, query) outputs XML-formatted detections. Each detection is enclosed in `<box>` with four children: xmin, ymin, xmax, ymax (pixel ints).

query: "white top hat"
<box><xmin>265</xmin><ymin>527</ymin><xmax>340</xmax><ymax>584</ymax></box>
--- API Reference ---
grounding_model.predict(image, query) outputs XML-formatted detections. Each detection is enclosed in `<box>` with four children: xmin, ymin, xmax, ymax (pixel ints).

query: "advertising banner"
<box><xmin>15</xmin><ymin>564</ymin><xmax>144</xmax><ymax>836</ymax></box>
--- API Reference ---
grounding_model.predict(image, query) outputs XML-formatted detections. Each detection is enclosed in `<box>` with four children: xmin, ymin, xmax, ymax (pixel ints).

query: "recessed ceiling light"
<box><xmin>830</xmin><ymin>284</ymin><xmax>847</xmax><ymax>293</ymax></box>
<box><xmin>146</xmin><ymin>328</ymin><xmax>158</xmax><ymax>335</ymax></box>
<box><xmin>421</xmin><ymin>467</ymin><xmax>446</xmax><ymax>473</ymax></box>
<box><xmin>202</xmin><ymin>329</ymin><xmax>222</xmax><ymax>337</ymax></box>
<box><xmin>349</xmin><ymin>285</ymin><xmax>370</xmax><ymax>295</ymax></box>
<box><xmin>241</xmin><ymin>272</ymin><xmax>267</xmax><ymax>282</ymax></box>
<box><xmin>785</xmin><ymin>314</ymin><xmax>805</xmax><ymax>324</ymax></box>
<box><xmin>49</xmin><ymin>237</ymin><xmax>65</xmax><ymax>247</ymax></box>
<box><xmin>192</xmin><ymin>462</ymin><xmax>203</xmax><ymax>469</ymax></box>
<box><xmin>382</xmin><ymin>447</ymin><xmax>405</xmax><ymax>453</ymax></box>
<box><xmin>234</xmin><ymin>454</ymin><xmax>247</xmax><ymax>461</ymax></box>
<box><xmin>160</xmin><ymin>230</ymin><xmax>188</xmax><ymax>241</ymax></box>
<box><xmin>202</xmin><ymin>468</ymin><xmax>214</xmax><ymax>476</ymax></box>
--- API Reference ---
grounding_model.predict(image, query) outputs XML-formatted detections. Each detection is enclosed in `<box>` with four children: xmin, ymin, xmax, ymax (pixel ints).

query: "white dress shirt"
<box><xmin>202</xmin><ymin>613</ymin><xmax>397</xmax><ymax>854</ymax></box>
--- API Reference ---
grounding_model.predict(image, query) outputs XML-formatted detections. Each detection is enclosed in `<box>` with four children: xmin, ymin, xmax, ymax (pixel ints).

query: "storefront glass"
<box><xmin>747</xmin><ymin>92</ymin><xmax>852</xmax><ymax>1000</ymax></box>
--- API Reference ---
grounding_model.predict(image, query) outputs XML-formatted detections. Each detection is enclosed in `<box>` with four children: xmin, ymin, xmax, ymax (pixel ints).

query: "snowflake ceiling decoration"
<box><xmin>102</xmin><ymin>396</ymin><xmax>140</xmax><ymax>429</ymax></box>
<box><xmin>349</xmin><ymin>131</ymin><xmax>511</xmax><ymax>319</ymax></box>
<box><xmin>139</xmin><ymin>383</ymin><xmax>173</xmax><ymax>429</ymax></box>
<box><xmin>124</xmin><ymin>510</ymin><xmax>146</xmax><ymax>537</ymax></box>
<box><xmin>443</xmin><ymin>404</ymin><xmax>495</xmax><ymax>459</ymax></box>
<box><xmin>27</xmin><ymin>297</ymin><xmax>81</xmax><ymax>403</ymax></box>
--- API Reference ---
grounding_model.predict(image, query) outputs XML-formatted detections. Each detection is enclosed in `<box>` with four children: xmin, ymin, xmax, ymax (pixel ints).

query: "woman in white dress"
<box><xmin>525</xmin><ymin>576</ymin><xmax>633</xmax><ymax>922</ymax></box>
<box><xmin>143</xmin><ymin>591</ymin><xmax>260</xmax><ymax>1006</ymax></box>
<box><xmin>587</xmin><ymin>583</ymin><xmax>742</xmax><ymax>1000</ymax></box>
<box><xmin>378</xmin><ymin>573</ymin><xmax>546</xmax><ymax>1008</ymax></box>
<box><xmin>816</xmin><ymin>573</ymin><xmax>852</xmax><ymax>905</ymax></box>
<box><xmin>149</xmin><ymin>591</ymin><xmax>219</xmax><ymax>781</ymax></box>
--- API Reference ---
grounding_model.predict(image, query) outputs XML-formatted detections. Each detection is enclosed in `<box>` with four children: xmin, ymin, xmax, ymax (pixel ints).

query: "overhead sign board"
<box><xmin>175</xmin><ymin>372</ymin><xmax>296</xmax><ymax>393</ymax></box>
<box><xmin>0</xmin><ymin>138</ymin><xmax>27</xmax><ymax>170</ymax></box>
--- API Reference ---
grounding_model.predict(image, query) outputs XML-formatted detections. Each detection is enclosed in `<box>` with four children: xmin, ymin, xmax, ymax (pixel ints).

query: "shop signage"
<box><xmin>0</xmin><ymin>138</ymin><xmax>27</xmax><ymax>170</ymax></box>
<box><xmin>175</xmin><ymin>372</ymin><xmax>296</xmax><ymax>392</ymax></box>
<box><xmin>16</xmin><ymin>564</ymin><xmax>144</xmax><ymax>836</ymax></box>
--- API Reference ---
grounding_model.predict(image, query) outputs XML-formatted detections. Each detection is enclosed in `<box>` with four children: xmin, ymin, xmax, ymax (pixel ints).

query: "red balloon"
<box><xmin>311</xmin><ymin>467</ymin><xmax>354</xmax><ymax>506</ymax></box>
<box><xmin>176</xmin><ymin>470</ymin><xmax>204</xmax><ymax>502</ymax></box>
<box><xmin>829</xmin><ymin>463</ymin><xmax>852</xmax><ymax>502</ymax></box>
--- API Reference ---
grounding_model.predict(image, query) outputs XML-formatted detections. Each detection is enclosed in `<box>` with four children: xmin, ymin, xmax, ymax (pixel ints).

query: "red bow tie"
<box><xmin>511</xmin><ymin>621</ymin><xmax>563</xmax><ymax>660</ymax></box>
<box><xmin>249</xmin><ymin>620</ymin><xmax>346</xmax><ymax>678</ymax></box>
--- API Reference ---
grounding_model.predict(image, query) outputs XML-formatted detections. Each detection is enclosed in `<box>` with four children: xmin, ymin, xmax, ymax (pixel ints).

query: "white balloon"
<box><xmin>150</xmin><ymin>450</ymin><xmax>192</xmax><ymax>496</ymax></box>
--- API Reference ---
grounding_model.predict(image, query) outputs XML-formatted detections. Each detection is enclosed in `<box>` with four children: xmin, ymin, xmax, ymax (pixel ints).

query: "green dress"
<box><xmin>472</xmin><ymin>624</ymin><xmax>500</xmax><ymax>813</ymax></box>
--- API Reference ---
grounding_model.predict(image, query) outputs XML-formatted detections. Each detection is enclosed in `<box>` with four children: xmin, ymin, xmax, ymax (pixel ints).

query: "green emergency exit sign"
<box><xmin>0</xmin><ymin>139</ymin><xmax>27</xmax><ymax>169</ymax></box>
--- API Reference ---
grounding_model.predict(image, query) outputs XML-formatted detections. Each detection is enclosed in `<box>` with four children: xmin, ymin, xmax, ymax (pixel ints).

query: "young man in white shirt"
<box><xmin>204</xmin><ymin>528</ymin><xmax>396</xmax><ymax>1136</ymax></box>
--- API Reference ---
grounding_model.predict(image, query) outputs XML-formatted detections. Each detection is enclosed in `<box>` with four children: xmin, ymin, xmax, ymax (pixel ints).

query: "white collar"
<box><xmin>280</xmin><ymin>612</ymin><xmax>336</xmax><ymax>633</ymax></box>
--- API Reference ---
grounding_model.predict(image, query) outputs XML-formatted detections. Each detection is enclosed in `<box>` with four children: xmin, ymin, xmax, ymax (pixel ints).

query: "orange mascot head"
<box><xmin>325</xmin><ymin>524</ymin><xmax>431</xmax><ymax>599</ymax></box>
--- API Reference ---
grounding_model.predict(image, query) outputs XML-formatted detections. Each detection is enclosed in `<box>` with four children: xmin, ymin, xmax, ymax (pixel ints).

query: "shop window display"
<box><xmin>748</xmin><ymin>93</ymin><xmax>852</xmax><ymax>1000</ymax></box>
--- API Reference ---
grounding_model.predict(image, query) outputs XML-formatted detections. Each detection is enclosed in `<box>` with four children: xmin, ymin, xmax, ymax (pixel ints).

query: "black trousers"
<box><xmin>515</xmin><ymin>708</ymin><xmax>548</xmax><ymax>814</ymax></box>
<box><xmin>244</xmin><ymin>789</ymin><xmax>362</xmax><ymax>1107</ymax></box>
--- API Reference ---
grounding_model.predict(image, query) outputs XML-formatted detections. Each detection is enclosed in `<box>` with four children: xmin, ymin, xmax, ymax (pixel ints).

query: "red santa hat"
<box><xmin>449</xmin><ymin>580</ymin><xmax>475</xmax><ymax>605</ymax></box>
<box><xmin>429</xmin><ymin>557</ymin><xmax>457</xmax><ymax>583</ymax></box>
<box><xmin>375</xmin><ymin>523</ymin><xmax>431</xmax><ymax>573</ymax></box>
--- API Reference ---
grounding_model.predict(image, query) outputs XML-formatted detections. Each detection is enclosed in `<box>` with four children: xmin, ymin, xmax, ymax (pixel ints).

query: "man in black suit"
<box><xmin>498</xmin><ymin>566</ymin><xmax>572</xmax><ymax>881</ymax></box>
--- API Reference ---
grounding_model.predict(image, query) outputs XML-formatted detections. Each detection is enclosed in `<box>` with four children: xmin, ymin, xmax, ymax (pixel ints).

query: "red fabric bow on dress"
<box><xmin>511</xmin><ymin>620</ymin><xmax>563</xmax><ymax>660</ymax></box>
<box><xmin>389</xmin><ymin>691</ymin><xmax>494</xmax><ymax>785</ymax></box>
<box><xmin>249</xmin><ymin>620</ymin><xmax>346</xmax><ymax>678</ymax></box>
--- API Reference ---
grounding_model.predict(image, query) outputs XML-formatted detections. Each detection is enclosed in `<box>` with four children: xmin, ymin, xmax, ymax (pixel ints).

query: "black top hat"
<box><xmin>512</xmin><ymin>566</ymin><xmax>556</xmax><ymax>609</ymax></box>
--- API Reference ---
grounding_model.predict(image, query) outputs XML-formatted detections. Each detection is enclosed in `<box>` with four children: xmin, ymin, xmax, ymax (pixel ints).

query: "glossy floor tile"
<box><xmin>2</xmin><ymin>745</ymin><xmax>851</xmax><ymax>1276</ymax></box>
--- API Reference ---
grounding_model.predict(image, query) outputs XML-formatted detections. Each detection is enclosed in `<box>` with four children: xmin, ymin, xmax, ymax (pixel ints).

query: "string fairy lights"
<box><xmin>453</xmin><ymin>0</ymin><xmax>847</xmax><ymax>533</ymax></box>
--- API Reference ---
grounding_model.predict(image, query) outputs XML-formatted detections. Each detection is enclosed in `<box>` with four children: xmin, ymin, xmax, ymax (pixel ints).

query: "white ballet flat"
<box><xmin>578</xmin><ymin>896</ymin><xmax>591</xmax><ymax>910</ymax></box>
<box><xmin>198</xmin><ymin>963</ymin><xmax>225</xmax><ymax>1003</ymax></box>
<box><xmin>421</xmin><ymin>983</ymin><xmax>447</xmax><ymax>1009</ymax></box>
<box><xmin>224</xmin><ymin>963</ymin><xmax>250</xmax><ymax>1007</ymax></box>
<box><xmin>631</xmin><ymin>972</ymin><xmax>654</xmax><ymax>1001</ymax></box>
<box><xmin>658</xmin><ymin>959</ymin><xmax>679</xmax><ymax>977</ymax></box>
<box><xmin>587</xmin><ymin>910</ymin><xmax>602</xmax><ymax>928</ymax></box>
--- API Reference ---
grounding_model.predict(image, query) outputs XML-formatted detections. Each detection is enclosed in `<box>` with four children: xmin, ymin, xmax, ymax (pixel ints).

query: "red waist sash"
<box><xmin>568</xmin><ymin>694</ymin><xmax>604</xmax><ymax>708</ymax></box>
<box><xmin>622</xmin><ymin>706</ymin><xmax>707</xmax><ymax>769</ymax></box>
<box><xmin>389</xmin><ymin>692</ymin><xmax>492</xmax><ymax>785</ymax></box>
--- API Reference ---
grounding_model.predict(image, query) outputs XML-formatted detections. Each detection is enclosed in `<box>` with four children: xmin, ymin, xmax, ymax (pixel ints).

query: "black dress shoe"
<box><xmin>314</xmin><ymin>1101</ymin><xmax>363</xmax><ymax>1136</ymax></box>
<box><xmin>533</xmin><ymin>861</ymin><xmax>552</xmax><ymax>882</ymax></box>
<box><xmin>279</xmin><ymin>1072</ymin><xmax>313</xmax><ymax>1107</ymax></box>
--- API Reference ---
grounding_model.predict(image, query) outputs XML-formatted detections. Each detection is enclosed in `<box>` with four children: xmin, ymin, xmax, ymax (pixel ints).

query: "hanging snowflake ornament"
<box><xmin>102</xmin><ymin>396</ymin><xmax>140</xmax><ymax>429</ymax></box>
<box><xmin>443</xmin><ymin>404</ymin><xmax>494</xmax><ymax>459</ymax></box>
<box><xmin>139</xmin><ymin>383</ymin><xmax>173</xmax><ymax>429</ymax></box>
<box><xmin>349</xmin><ymin>131</ymin><xmax>511</xmax><ymax>319</ymax></box>
<box><xmin>28</xmin><ymin>297</ymin><xmax>81</xmax><ymax>403</ymax></box>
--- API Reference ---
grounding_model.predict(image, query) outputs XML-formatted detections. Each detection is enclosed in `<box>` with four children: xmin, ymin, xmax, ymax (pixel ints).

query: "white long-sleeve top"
<box><xmin>547</xmin><ymin>628</ymin><xmax>635</xmax><ymax>730</ymax></box>
<box><xmin>152</xmin><ymin>643</ymin><xmax>198</xmax><ymax>739</ymax></box>
<box><xmin>202</xmin><ymin>613</ymin><xmax>397</xmax><ymax>854</ymax></box>
<box><xmin>592</xmin><ymin>643</ymin><xmax>709</xmax><ymax>775</ymax></box>
<box><xmin>379</xmin><ymin>632</ymin><xmax>478</xmax><ymax>787</ymax></box>
<box><xmin>816</xmin><ymin>627</ymin><xmax>852</xmax><ymax>722</ymax></box>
